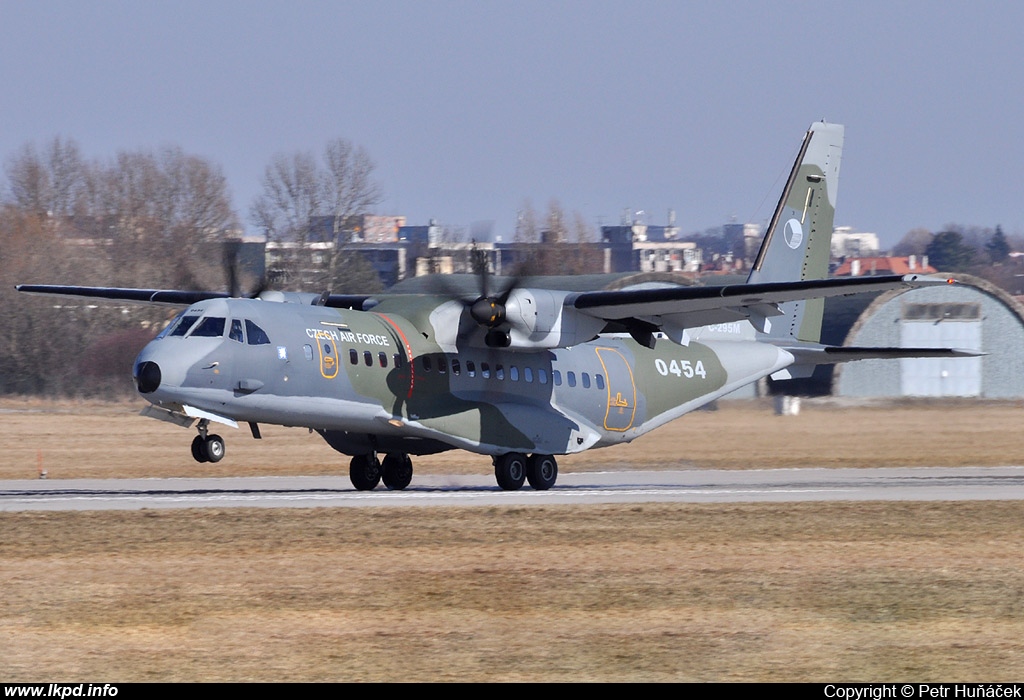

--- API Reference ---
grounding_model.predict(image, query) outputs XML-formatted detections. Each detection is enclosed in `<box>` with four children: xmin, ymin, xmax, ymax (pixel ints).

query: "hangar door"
<box><xmin>900</xmin><ymin>302</ymin><xmax>982</xmax><ymax>397</ymax></box>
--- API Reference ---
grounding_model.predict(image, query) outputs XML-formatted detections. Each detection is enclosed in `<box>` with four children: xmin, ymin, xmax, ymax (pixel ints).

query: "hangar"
<box><xmin>777</xmin><ymin>273</ymin><xmax>1024</xmax><ymax>399</ymax></box>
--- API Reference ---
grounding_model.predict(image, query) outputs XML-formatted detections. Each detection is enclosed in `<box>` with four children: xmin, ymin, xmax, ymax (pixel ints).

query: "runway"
<box><xmin>3</xmin><ymin>466</ymin><xmax>1024</xmax><ymax>511</ymax></box>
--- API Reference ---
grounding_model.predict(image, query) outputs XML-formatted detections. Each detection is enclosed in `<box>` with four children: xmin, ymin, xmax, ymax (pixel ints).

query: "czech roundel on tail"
<box><xmin>18</xmin><ymin>123</ymin><xmax>977</xmax><ymax>491</ymax></box>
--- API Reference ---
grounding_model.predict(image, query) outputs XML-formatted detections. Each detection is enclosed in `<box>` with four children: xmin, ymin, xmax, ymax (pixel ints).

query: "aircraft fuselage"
<box><xmin>133</xmin><ymin>296</ymin><xmax>793</xmax><ymax>459</ymax></box>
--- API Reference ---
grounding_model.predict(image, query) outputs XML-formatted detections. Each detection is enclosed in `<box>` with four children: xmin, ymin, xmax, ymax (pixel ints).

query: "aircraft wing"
<box><xmin>568</xmin><ymin>274</ymin><xmax>954</xmax><ymax>331</ymax></box>
<box><xmin>15</xmin><ymin>285</ymin><xmax>231</xmax><ymax>305</ymax></box>
<box><xmin>16</xmin><ymin>284</ymin><xmax>374</xmax><ymax>310</ymax></box>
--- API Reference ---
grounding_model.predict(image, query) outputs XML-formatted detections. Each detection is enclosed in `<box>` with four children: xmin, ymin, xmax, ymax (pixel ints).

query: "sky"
<box><xmin>1</xmin><ymin>1</ymin><xmax>1021</xmax><ymax>248</ymax></box>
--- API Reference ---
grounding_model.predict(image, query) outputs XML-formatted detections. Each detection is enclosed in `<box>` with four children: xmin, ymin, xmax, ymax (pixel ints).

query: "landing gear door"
<box><xmin>595</xmin><ymin>347</ymin><xmax>637</xmax><ymax>432</ymax></box>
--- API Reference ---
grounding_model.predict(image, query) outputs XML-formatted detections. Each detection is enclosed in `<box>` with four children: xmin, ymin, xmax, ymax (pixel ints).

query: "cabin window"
<box><xmin>466</xmin><ymin>360</ymin><xmax>476</xmax><ymax>377</ymax></box>
<box><xmin>495</xmin><ymin>364</ymin><xmax>504</xmax><ymax>380</ymax></box>
<box><xmin>451</xmin><ymin>359</ymin><xmax>461</xmax><ymax>376</ymax></box>
<box><xmin>229</xmin><ymin>319</ymin><xmax>245</xmax><ymax>343</ymax></box>
<box><xmin>363</xmin><ymin>351</ymin><xmax>373</xmax><ymax>367</ymax></box>
<box><xmin>537</xmin><ymin>369</ymin><xmax>548</xmax><ymax>384</ymax></box>
<box><xmin>595</xmin><ymin>374</ymin><xmax>605</xmax><ymax>390</ymax></box>
<box><xmin>481</xmin><ymin>362</ymin><xmax>491</xmax><ymax>379</ymax></box>
<box><xmin>303</xmin><ymin>344</ymin><xmax>313</xmax><ymax>361</ymax></box>
<box><xmin>509</xmin><ymin>366</ymin><xmax>519</xmax><ymax>381</ymax></box>
<box><xmin>524</xmin><ymin>367</ymin><xmax>533</xmax><ymax>383</ymax></box>
<box><xmin>378</xmin><ymin>352</ymin><xmax>388</xmax><ymax>368</ymax></box>
<box><xmin>422</xmin><ymin>356</ymin><xmax>432</xmax><ymax>372</ymax></box>
<box><xmin>552</xmin><ymin>370</ymin><xmax>562</xmax><ymax>386</ymax></box>
<box><xmin>350</xmin><ymin>349</ymin><xmax>359</xmax><ymax>365</ymax></box>
<box><xmin>191</xmin><ymin>316</ymin><xmax>226</xmax><ymax>338</ymax></box>
<box><xmin>567</xmin><ymin>371</ymin><xmax>577</xmax><ymax>388</ymax></box>
<box><xmin>437</xmin><ymin>357</ymin><xmax>447</xmax><ymax>374</ymax></box>
<box><xmin>582</xmin><ymin>373</ymin><xmax>591</xmax><ymax>389</ymax></box>
<box><xmin>245</xmin><ymin>320</ymin><xmax>271</xmax><ymax>345</ymax></box>
<box><xmin>393</xmin><ymin>353</ymin><xmax>403</xmax><ymax>368</ymax></box>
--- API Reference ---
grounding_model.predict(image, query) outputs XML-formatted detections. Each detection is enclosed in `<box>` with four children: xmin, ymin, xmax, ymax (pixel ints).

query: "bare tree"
<box><xmin>250</xmin><ymin>138</ymin><xmax>382</xmax><ymax>292</ymax></box>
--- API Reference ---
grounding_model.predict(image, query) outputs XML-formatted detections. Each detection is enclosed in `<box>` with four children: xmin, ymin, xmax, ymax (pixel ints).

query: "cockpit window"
<box><xmin>229</xmin><ymin>319</ymin><xmax>244</xmax><ymax>343</ymax></box>
<box><xmin>166</xmin><ymin>314</ymin><xmax>201</xmax><ymax>337</ymax></box>
<box><xmin>245</xmin><ymin>319</ymin><xmax>271</xmax><ymax>345</ymax></box>
<box><xmin>191</xmin><ymin>316</ymin><xmax>226</xmax><ymax>338</ymax></box>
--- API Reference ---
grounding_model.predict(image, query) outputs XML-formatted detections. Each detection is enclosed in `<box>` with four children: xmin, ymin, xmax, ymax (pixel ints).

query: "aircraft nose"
<box><xmin>135</xmin><ymin>361</ymin><xmax>162</xmax><ymax>394</ymax></box>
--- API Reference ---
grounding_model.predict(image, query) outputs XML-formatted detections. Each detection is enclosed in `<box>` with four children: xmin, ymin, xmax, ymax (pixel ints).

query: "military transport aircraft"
<box><xmin>18</xmin><ymin>122</ymin><xmax>972</xmax><ymax>491</ymax></box>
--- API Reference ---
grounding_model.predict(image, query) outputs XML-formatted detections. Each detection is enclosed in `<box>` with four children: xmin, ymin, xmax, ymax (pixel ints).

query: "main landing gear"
<box><xmin>493</xmin><ymin>453</ymin><xmax>558</xmax><ymax>491</ymax></box>
<box><xmin>346</xmin><ymin>451</ymin><xmax>558</xmax><ymax>491</ymax></box>
<box><xmin>350</xmin><ymin>452</ymin><xmax>414</xmax><ymax>491</ymax></box>
<box><xmin>190</xmin><ymin>419</ymin><xmax>225</xmax><ymax>463</ymax></box>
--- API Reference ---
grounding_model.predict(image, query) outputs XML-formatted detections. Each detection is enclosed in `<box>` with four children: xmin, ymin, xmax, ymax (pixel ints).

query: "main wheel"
<box><xmin>382</xmin><ymin>453</ymin><xmax>413</xmax><ymax>491</ymax></box>
<box><xmin>191</xmin><ymin>435</ymin><xmax>209</xmax><ymax>463</ymax></box>
<box><xmin>350</xmin><ymin>454</ymin><xmax>381</xmax><ymax>491</ymax></box>
<box><xmin>527</xmin><ymin>454</ymin><xmax>558</xmax><ymax>490</ymax></box>
<box><xmin>494</xmin><ymin>452</ymin><xmax>527</xmax><ymax>491</ymax></box>
<box><xmin>203</xmin><ymin>434</ymin><xmax>225</xmax><ymax>463</ymax></box>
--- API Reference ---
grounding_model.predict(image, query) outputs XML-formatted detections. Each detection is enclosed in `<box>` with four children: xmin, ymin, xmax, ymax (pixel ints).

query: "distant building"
<box><xmin>831</xmin><ymin>227</ymin><xmax>880</xmax><ymax>258</ymax></box>
<box><xmin>833</xmin><ymin>255</ymin><xmax>936</xmax><ymax>276</ymax></box>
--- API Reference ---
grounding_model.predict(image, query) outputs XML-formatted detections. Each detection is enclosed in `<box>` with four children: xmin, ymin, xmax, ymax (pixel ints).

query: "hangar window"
<box><xmin>902</xmin><ymin>302</ymin><xmax>981</xmax><ymax>321</ymax></box>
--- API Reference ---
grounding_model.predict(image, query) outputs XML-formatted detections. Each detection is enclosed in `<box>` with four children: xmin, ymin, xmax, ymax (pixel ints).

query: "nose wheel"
<box><xmin>190</xmin><ymin>420</ymin><xmax>225</xmax><ymax>463</ymax></box>
<box><xmin>190</xmin><ymin>434</ymin><xmax>225</xmax><ymax>463</ymax></box>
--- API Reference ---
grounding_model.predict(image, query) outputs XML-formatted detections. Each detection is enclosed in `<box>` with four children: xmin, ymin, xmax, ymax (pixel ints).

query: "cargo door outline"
<box><xmin>313</xmin><ymin>332</ymin><xmax>339</xmax><ymax>379</ymax></box>
<box><xmin>595</xmin><ymin>347</ymin><xmax>637</xmax><ymax>431</ymax></box>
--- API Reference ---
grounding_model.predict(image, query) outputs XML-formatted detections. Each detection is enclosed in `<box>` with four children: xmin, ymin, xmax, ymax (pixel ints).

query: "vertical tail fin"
<box><xmin>746</xmin><ymin>122</ymin><xmax>844</xmax><ymax>342</ymax></box>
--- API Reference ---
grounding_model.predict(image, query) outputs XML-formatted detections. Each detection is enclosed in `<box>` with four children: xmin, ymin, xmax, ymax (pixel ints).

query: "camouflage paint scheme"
<box><xmin>20</xmin><ymin>123</ymin><xmax>971</xmax><ymax>490</ymax></box>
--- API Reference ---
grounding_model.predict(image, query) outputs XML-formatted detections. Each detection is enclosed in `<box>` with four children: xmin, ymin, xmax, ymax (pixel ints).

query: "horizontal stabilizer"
<box><xmin>784</xmin><ymin>344</ymin><xmax>984</xmax><ymax>365</ymax></box>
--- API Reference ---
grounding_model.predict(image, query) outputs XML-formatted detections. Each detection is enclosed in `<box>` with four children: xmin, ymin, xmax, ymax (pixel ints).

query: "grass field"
<box><xmin>2</xmin><ymin>397</ymin><xmax>1024</xmax><ymax>681</ymax></box>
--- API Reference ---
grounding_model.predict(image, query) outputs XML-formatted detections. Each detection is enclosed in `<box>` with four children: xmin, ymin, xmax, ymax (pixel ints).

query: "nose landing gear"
<box><xmin>190</xmin><ymin>419</ymin><xmax>225</xmax><ymax>463</ymax></box>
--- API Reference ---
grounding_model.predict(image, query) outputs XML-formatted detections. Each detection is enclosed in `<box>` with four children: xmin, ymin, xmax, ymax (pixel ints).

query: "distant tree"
<box><xmin>925</xmin><ymin>230</ymin><xmax>975</xmax><ymax>271</ymax></box>
<box><xmin>985</xmin><ymin>225</ymin><xmax>1010</xmax><ymax>264</ymax></box>
<box><xmin>514</xmin><ymin>200</ymin><xmax>539</xmax><ymax>243</ymax></box>
<box><xmin>250</xmin><ymin>138</ymin><xmax>382</xmax><ymax>292</ymax></box>
<box><xmin>3</xmin><ymin>136</ymin><xmax>87</xmax><ymax>219</ymax></box>
<box><xmin>892</xmin><ymin>228</ymin><xmax>933</xmax><ymax>257</ymax></box>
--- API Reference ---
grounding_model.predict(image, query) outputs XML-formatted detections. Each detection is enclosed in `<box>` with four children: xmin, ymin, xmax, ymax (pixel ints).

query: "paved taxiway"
<box><xmin>2</xmin><ymin>466</ymin><xmax>1024</xmax><ymax>511</ymax></box>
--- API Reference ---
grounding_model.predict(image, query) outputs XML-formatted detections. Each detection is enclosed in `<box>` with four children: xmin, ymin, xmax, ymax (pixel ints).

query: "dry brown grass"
<box><xmin>4</xmin><ymin>396</ymin><xmax>1024</xmax><ymax>480</ymax></box>
<box><xmin>3</xmin><ymin>503</ymin><xmax>1024</xmax><ymax>682</ymax></box>
<box><xmin>2</xmin><ymin>398</ymin><xmax>1024</xmax><ymax>681</ymax></box>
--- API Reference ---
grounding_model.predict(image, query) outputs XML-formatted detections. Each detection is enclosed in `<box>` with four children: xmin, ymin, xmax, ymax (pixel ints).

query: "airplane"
<box><xmin>17</xmin><ymin>122</ymin><xmax>975</xmax><ymax>491</ymax></box>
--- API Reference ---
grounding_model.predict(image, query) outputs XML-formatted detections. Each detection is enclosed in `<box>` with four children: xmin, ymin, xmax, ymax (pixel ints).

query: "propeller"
<box><xmin>222</xmin><ymin>239</ymin><xmax>267</xmax><ymax>299</ymax></box>
<box><xmin>432</xmin><ymin>262</ymin><xmax>528</xmax><ymax>348</ymax></box>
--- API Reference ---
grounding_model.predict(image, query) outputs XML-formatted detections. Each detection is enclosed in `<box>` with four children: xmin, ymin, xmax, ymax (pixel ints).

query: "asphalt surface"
<box><xmin>3</xmin><ymin>466</ymin><xmax>1024</xmax><ymax>511</ymax></box>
